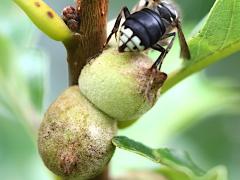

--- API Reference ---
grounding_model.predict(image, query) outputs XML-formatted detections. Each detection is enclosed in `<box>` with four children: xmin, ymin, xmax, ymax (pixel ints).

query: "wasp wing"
<box><xmin>132</xmin><ymin>0</ymin><xmax>149</xmax><ymax>12</ymax></box>
<box><xmin>177</xmin><ymin>21</ymin><xmax>191</xmax><ymax>60</ymax></box>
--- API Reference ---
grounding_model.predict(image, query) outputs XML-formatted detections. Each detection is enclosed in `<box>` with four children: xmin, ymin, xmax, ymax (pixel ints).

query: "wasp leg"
<box><xmin>160</xmin><ymin>32</ymin><xmax>176</xmax><ymax>40</ymax></box>
<box><xmin>103</xmin><ymin>7</ymin><xmax>131</xmax><ymax>48</ymax></box>
<box><xmin>150</xmin><ymin>44</ymin><xmax>166</xmax><ymax>69</ymax></box>
<box><xmin>144</xmin><ymin>44</ymin><xmax>164</xmax><ymax>101</ymax></box>
<box><xmin>151</xmin><ymin>32</ymin><xmax>176</xmax><ymax>70</ymax></box>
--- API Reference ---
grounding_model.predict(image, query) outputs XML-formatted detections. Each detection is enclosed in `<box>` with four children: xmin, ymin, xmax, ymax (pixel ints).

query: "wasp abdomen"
<box><xmin>119</xmin><ymin>8</ymin><xmax>166</xmax><ymax>52</ymax></box>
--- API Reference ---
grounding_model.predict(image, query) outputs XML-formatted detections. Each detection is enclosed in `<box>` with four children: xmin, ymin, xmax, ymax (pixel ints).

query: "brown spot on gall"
<box><xmin>47</xmin><ymin>11</ymin><xmax>54</xmax><ymax>18</ymax></box>
<box><xmin>34</xmin><ymin>2</ymin><xmax>41</xmax><ymax>7</ymax></box>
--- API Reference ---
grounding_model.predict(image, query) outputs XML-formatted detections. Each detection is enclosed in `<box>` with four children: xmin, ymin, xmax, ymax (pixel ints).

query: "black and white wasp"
<box><xmin>104</xmin><ymin>0</ymin><xmax>191</xmax><ymax>70</ymax></box>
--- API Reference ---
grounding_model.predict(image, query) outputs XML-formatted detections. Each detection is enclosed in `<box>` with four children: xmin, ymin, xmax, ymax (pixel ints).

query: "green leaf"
<box><xmin>159</xmin><ymin>166</ymin><xmax>228</xmax><ymax>180</ymax></box>
<box><xmin>0</xmin><ymin>1</ymin><xmax>49</xmax><ymax>115</ymax></box>
<box><xmin>0</xmin><ymin>1</ymin><xmax>36</xmax><ymax>47</ymax></box>
<box><xmin>159</xmin><ymin>167</ymin><xmax>191</xmax><ymax>180</ymax></box>
<box><xmin>203</xmin><ymin>166</ymin><xmax>228</xmax><ymax>180</ymax></box>
<box><xmin>112</xmin><ymin>136</ymin><xmax>205</xmax><ymax>177</ymax></box>
<box><xmin>162</xmin><ymin>0</ymin><xmax>240</xmax><ymax>93</ymax></box>
<box><xmin>0</xmin><ymin>2</ymin><xmax>50</xmax><ymax>179</ymax></box>
<box><xmin>0</xmin><ymin>108</ymin><xmax>52</xmax><ymax>180</ymax></box>
<box><xmin>0</xmin><ymin>35</ymin><xmax>12</xmax><ymax>76</ymax></box>
<box><xmin>13</xmin><ymin>0</ymin><xmax>72</xmax><ymax>42</ymax></box>
<box><xmin>17</xmin><ymin>49</ymin><xmax>48</xmax><ymax>112</ymax></box>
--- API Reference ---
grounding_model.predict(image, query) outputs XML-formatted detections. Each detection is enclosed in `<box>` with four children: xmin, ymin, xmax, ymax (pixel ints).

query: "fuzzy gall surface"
<box><xmin>38</xmin><ymin>86</ymin><xmax>117</xmax><ymax>179</ymax></box>
<box><xmin>79</xmin><ymin>48</ymin><xmax>167</xmax><ymax>122</ymax></box>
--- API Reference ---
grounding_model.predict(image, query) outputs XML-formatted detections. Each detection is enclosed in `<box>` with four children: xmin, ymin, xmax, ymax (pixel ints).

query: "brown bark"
<box><xmin>64</xmin><ymin>0</ymin><xmax>108</xmax><ymax>85</ymax></box>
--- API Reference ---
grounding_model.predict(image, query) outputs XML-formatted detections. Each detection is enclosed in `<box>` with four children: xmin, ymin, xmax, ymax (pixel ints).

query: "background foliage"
<box><xmin>0</xmin><ymin>0</ymin><xmax>240</xmax><ymax>179</ymax></box>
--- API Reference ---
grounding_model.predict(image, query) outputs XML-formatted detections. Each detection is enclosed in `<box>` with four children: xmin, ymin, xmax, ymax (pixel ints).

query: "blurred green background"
<box><xmin>1</xmin><ymin>0</ymin><xmax>240</xmax><ymax>179</ymax></box>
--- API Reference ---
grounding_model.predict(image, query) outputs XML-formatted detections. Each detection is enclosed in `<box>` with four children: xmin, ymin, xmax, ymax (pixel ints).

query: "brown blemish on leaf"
<box><xmin>47</xmin><ymin>11</ymin><xmax>54</xmax><ymax>18</ymax></box>
<box><xmin>34</xmin><ymin>2</ymin><xmax>41</xmax><ymax>7</ymax></box>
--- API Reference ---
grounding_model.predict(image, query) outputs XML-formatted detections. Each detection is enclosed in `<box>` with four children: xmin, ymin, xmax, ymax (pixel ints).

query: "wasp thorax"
<box><xmin>78</xmin><ymin>48</ymin><xmax>167</xmax><ymax>122</ymax></box>
<box><xmin>38</xmin><ymin>86</ymin><xmax>117</xmax><ymax>179</ymax></box>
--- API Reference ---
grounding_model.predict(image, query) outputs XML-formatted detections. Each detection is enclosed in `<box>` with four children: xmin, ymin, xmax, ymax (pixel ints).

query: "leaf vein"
<box><xmin>219</xmin><ymin>0</ymin><xmax>235</xmax><ymax>49</ymax></box>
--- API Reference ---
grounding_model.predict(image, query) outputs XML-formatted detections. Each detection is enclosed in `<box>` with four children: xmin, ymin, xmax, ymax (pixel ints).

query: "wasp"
<box><xmin>104</xmin><ymin>0</ymin><xmax>191</xmax><ymax>70</ymax></box>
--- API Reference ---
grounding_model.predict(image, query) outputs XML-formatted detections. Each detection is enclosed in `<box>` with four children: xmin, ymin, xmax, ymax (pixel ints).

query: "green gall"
<box><xmin>79</xmin><ymin>48</ymin><xmax>167</xmax><ymax>122</ymax></box>
<box><xmin>38</xmin><ymin>86</ymin><xmax>117</xmax><ymax>179</ymax></box>
<box><xmin>117</xmin><ymin>119</ymin><xmax>138</xmax><ymax>129</ymax></box>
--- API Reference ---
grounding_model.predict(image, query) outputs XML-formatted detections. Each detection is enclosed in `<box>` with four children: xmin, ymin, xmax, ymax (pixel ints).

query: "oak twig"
<box><xmin>64</xmin><ymin>0</ymin><xmax>108</xmax><ymax>85</ymax></box>
<box><xmin>63</xmin><ymin>1</ymin><xmax>110</xmax><ymax>179</ymax></box>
